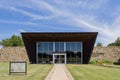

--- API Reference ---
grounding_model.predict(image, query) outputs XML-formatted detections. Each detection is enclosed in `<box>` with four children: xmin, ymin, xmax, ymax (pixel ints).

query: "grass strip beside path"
<box><xmin>0</xmin><ymin>62</ymin><xmax>53</xmax><ymax>80</ymax></box>
<box><xmin>66</xmin><ymin>64</ymin><xmax>120</xmax><ymax>80</ymax></box>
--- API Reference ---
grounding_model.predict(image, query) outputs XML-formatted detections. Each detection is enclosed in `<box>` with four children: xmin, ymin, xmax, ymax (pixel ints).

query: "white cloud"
<box><xmin>19</xmin><ymin>29</ymin><xmax>27</xmax><ymax>32</ymax></box>
<box><xmin>0</xmin><ymin>19</ymin><xmax>37</xmax><ymax>25</ymax></box>
<box><xmin>0</xmin><ymin>5</ymin><xmax>56</xmax><ymax>20</ymax></box>
<box><xmin>0</xmin><ymin>0</ymin><xmax>120</xmax><ymax>46</ymax></box>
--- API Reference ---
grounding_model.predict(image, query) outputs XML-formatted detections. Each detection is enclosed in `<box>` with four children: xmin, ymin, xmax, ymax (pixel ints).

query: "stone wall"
<box><xmin>0</xmin><ymin>46</ymin><xmax>120</xmax><ymax>62</ymax></box>
<box><xmin>91</xmin><ymin>46</ymin><xmax>120</xmax><ymax>62</ymax></box>
<box><xmin>0</xmin><ymin>47</ymin><xmax>29</xmax><ymax>62</ymax></box>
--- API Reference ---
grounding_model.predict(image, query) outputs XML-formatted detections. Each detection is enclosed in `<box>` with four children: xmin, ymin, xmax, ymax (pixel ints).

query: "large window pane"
<box><xmin>48</xmin><ymin>42</ymin><xmax>53</xmax><ymax>63</ymax></box>
<box><xmin>59</xmin><ymin>42</ymin><xmax>64</xmax><ymax>52</ymax></box>
<box><xmin>37</xmin><ymin>42</ymin><xmax>53</xmax><ymax>63</ymax></box>
<box><xmin>55</xmin><ymin>42</ymin><xmax>59</xmax><ymax>52</ymax></box>
<box><xmin>49</xmin><ymin>42</ymin><xmax>53</xmax><ymax>52</ymax></box>
<box><xmin>66</xmin><ymin>42</ymin><xmax>82</xmax><ymax>64</ymax></box>
<box><xmin>55</xmin><ymin>42</ymin><xmax>64</xmax><ymax>52</ymax></box>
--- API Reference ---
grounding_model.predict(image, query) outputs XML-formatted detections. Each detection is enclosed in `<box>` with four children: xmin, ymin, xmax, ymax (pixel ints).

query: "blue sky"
<box><xmin>0</xmin><ymin>0</ymin><xmax>120</xmax><ymax>46</ymax></box>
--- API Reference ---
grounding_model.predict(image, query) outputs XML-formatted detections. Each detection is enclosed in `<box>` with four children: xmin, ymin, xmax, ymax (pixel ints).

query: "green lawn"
<box><xmin>0</xmin><ymin>62</ymin><xmax>53</xmax><ymax>80</ymax></box>
<box><xmin>67</xmin><ymin>64</ymin><xmax>120</xmax><ymax>80</ymax></box>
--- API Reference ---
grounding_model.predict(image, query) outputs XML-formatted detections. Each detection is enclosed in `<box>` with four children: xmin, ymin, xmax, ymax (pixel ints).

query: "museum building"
<box><xmin>21</xmin><ymin>32</ymin><xmax>98</xmax><ymax>64</ymax></box>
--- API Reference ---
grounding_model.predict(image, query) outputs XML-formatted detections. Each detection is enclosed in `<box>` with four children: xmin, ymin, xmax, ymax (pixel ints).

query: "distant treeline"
<box><xmin>96</xmin><ymin>37</ymin><xmax>120</xmax><ymax>47</ymax></box>
<box><xmin>0</xmin><ymin>35</ymin><xmax>120</xmax><ymax>47</ymax></box>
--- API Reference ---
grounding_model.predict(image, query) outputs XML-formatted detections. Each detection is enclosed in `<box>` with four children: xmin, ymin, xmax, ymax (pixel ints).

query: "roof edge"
<box><xmin>21</xmin><ymin>32</ymin><xmax>98</xmax><ymax>34</ymax></box>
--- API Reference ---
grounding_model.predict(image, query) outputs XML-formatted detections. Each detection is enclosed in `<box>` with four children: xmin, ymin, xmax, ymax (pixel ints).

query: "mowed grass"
<box><xmin>0</xmin><ymin>62</ymin><xmax>53</xmax><ymax>80</ymax></box>
<box><xmin>67</xmin><ymin>64</ymin><xmax>120</xmax><ymax>80</ymax></box>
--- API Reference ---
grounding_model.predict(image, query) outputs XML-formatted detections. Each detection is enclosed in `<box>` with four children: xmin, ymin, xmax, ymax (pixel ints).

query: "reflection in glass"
<box><xmin>55</xmin><ymin>42</ymin><xmax>64</xmax><ymax>52</ymax></box>
<box><xmin>37</xmin><ymin>42</ymin><xmax>82</xmax><ymax>64</ymax></box>
<box><xmin>37</xmin><ymin>42</ymin><xmax>53</xmax><ymax>64</ymax></box>
<box><xmin>66</xmin><ymin>42</ymin><xmax>82</xmax><ymax>64</ymax></box>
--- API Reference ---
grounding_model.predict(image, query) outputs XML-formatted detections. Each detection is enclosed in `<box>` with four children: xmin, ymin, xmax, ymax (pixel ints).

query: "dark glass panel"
<box><xmin>38</xmin><ymin>53</ymin><xmax>43</xmax><ymax>63</ymax></box>
<box><xmin>66</xmin><ymin>42</ymin><xmax>71</xmax><ymax>63</ymax></box>
<box><xmin>66</xmin><ymin>42</ymin><xmax>82</xmax><ymax>64</ymax></box>
<box><xmin>76</xmin><ymin>42</ymin><xmax>82</xmax><ymax>52</ymax></box>
<box><xmin>70</xmin><ymin>42</ymin><xmax>76</xmax><ymax>52</ymax></box>
<box><xmin>37</xmin><ymin>42</ymin><xmax>53</xmax><ymax>64</ymax></box>
<box><xmin>48</xmin><ymin>42</ymin><xmax>53</xmax><ymax>63</ymax></box>
<box><xmin>66</xmin><ymin>51</ymin><xmax>72</xmax><ymax>63</ymax></box>
<box><xmin>59</xmin><ymin>42</ymin><xmax>64</xmax><ymax>52</ymax></box>
<box><xmin>43</xmin><ymin>42</ymin><xmax>48</xmax><ymax>52</ymax></box>
<box><xmin>76</xmin><ymin>42</ymin><xmax>82</xmax><ymax>63</ymax></box>
<box><xmin>55</xmin><ymin>42</ymin><xmax>59</xmax><ymax>52</ymax></box>
<box><xmin>55</xmin><ymin>42</ymin><xmax>64</xmax><ymax>52</ymax></box>
<box><xmin>38</xmin><ymin>42</ymin><xmax>42</xmax><ymax>53</ymax></box>
<box><xmin>49</xmin><ymin>42</ymin><xmax>53</xmax><ymax>52</ymax></box>
<box><xmin>66</xmin><ymin>42</ymin><xmax>70</xmax><ymax>51</ymax></box>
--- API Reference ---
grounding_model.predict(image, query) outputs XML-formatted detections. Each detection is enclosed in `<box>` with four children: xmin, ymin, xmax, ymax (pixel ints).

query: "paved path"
<box><xmin>45</xmin><ymin>64</ymin><xmax>74</xmax><ymax>80</ymax></box>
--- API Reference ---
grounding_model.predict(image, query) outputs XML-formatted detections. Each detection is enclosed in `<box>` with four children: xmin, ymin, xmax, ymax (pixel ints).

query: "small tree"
<box><xmin>115</xmin><ymin>37</ymin><xmax>120</xmax><ymax>46</ymax></box>
<box><xmin>96</xmin><ymin>42</ymin><xmax>103</xmax><ymax>47</ymax></box>
<box><xmin>0</xmin><ymin>35</ymin><xmax>24</xmax><ymax>47</ymax></box>
<box><xmin>108</xmin><ymin>37</ymin><xmax>120</xmax><ymax>46</ymax></box>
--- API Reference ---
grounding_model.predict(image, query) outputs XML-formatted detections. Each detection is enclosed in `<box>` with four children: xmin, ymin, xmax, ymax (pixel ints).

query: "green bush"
<box><xmin>102</xmin><ymin>60</ymin><xmax>112</xmax><ymax>64</ymax></box>
<box><xmin>89</xmin><ymin>60</ymin><xmax>113</xmax><ymax>65</ymax></box>
<box><xmin>89</xmin><ymin>60</ymin><xmax>98</xmax><ymax>64</ymax></box>
<box><xmin>96</xmin><ymin>42</ymin><xmax>103</xmax><ymax>47</ymax></box>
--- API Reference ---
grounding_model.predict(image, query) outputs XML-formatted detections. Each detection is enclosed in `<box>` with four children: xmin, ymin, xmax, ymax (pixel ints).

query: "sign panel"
<box><xmin>9</xmin><ymin>62</ymin><xmax>27</xmax><ymax>75</ymax></box>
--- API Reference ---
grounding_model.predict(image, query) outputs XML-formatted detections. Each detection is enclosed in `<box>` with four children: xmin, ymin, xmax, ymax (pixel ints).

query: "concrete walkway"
<box><xmin>45</xmin><ymin>64</ymin><xmax>74</xmax><ymax>80</ymax></box>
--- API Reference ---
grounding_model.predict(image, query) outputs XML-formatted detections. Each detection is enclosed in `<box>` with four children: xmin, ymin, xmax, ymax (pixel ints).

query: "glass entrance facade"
<box><xmin>36</xmin><ymin>42</ymin><xmax>82</xmax><ymax>64</ymax></box>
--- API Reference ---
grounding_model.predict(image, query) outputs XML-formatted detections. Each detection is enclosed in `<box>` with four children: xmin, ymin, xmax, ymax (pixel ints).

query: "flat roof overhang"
<box><xmin>21</xmin><ymin>32</ymin><xmax>98</xmax><ymax>64</ymax></box>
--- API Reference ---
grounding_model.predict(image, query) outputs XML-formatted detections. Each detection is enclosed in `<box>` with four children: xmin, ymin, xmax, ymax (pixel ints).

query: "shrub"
<box><xmin>96</xmin><ymin>42</ymin><xmax>103</xmax><ymax>47</ymax></box>
<box><xmin>97</xmin><ymin>61</ymin><xmax>103</xmax><ymax>65</ymax></box>
<box><xmin>89</xmin><ymin>60</ymin><xmax>98</xmax><ymax>64</ymax></box>
<box><xmin>89</xmin><ymin>60</ymin><xmax>113</xmax><ymax>65</ymax></box>
<box><xmin>102</xmin><ymin>60</ymin><xmax>112</xmax><ymax>64</ymax></box>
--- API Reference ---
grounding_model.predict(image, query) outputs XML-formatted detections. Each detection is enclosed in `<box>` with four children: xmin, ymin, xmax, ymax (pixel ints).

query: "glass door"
<box><xmin>53</xmin><ymin>54</ymin><xmax>66</xmax><ymax>64</ymax></box>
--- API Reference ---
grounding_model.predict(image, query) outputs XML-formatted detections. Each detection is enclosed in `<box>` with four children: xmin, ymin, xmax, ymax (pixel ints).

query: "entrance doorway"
<box><xmin>53</xmin><ymin>53</ymin><xmax>66</xmax><ymax>64</ymax></box>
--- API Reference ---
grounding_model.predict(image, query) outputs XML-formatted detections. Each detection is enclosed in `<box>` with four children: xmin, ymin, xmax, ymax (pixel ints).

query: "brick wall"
<box><xmin>0</xmin><ymin>47</ymin><xmax>29</xmax><ymax>62</ymax></box>
<box><xmin>0</xmin><ymin>46</ymin><xmax>120</xmax><ymax>62</ymax></box>
<box><xmin>91</xmin><ymin>46</ymin><xmax>120</xmax><ymax>62</ymax></box>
